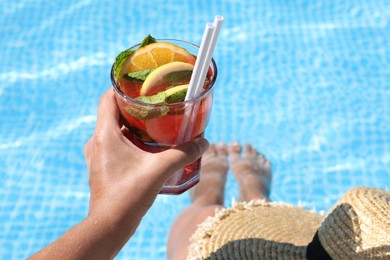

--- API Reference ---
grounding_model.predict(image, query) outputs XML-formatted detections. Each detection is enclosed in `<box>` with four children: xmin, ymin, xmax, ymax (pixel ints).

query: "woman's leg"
<box><xmin>167</xmin><ymin>143</ymin><xmax>229</xmax><ymax>260</ymax></box>
<box><xmin>167</xmin><ymin>142</ymin><xmax>273</xmax><ymax>259</ymax></box>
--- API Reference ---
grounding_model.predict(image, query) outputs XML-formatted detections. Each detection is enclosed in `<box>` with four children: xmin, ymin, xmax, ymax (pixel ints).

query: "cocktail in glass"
<box><xmin>111</xmin><ymin>39</ymin><xmax>217</xmax><ymax>194</ymax></box>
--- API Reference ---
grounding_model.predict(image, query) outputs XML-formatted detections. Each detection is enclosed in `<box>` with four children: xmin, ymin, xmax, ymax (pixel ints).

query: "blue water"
<box><xmin>1</xmin><ymin>0</ymin><xmax>389</xmax><ymax>259</ymax></box>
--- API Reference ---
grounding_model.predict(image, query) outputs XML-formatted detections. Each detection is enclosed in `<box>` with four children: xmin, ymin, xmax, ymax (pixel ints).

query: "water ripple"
<box><xmin>0</xmin><ymin>115</ymin><xmax>96</xmax><ymax>150</ymax></box>
<box><xmin>0</xmin><ymin>53</ymin><xmax>110</xmax><ymax>84</ymax></box>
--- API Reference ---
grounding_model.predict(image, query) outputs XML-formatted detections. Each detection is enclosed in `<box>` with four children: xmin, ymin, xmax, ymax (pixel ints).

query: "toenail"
<box><xmin>216</xmin><ymin>142</ymin><xmax>227</xmax><ymax>147</ymax></box>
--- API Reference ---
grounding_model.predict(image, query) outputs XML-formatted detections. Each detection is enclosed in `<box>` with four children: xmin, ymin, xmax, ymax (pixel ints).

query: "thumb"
<box><xmin>155</xmin><ymin>137</ymin><xmax>210</xmax><ymax>175</ymax></box>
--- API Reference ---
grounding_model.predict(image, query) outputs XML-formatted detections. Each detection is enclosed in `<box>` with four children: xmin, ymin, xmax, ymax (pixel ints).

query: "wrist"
<box><xmin>84</xmin><ymin>211</ymin><xmax>138</xmax><ymax>256</ymax></box>
<box><xmin>87</xmin><ymin>200</ymin><xmax>141</xmax><ymax>238</ymax></box>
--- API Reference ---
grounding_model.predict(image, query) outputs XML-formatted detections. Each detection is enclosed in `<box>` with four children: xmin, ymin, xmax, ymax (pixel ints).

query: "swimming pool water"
<box><xmin>1</xmin><ymin>0</ymin><xmax>389</xmax><ymax>259</ymax></box>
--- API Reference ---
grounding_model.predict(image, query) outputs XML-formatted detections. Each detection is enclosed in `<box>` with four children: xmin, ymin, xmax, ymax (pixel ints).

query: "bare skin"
<box><xmin>167</xmin><ymin>142</ymin><xmax>272</xmax><ymax>260</ymax></box>
<box><xmin>167</xmin><ymin>143</ymin><xmax>229</xmax><ymax>260</ymax></box>
<box><xmin>190</xmin><ymin>143</ymin><xmax>229</xmax><ymax>205</ymax></box>
<box><xmin>30</xmin><ymin>89</ymin><xmax>209</xmax><ymax>260</ymax></box>
<box><xmin>230</xmin><ymin>142</ymin><xmax>271</xmax><ymax>202</ymax></box>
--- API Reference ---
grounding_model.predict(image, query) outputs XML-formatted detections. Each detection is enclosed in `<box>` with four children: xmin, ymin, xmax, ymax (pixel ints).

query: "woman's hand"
<box><xmin>85</xmin><ymin>88</ymin><xmax>209</xmax><ymax>228</ymax></box>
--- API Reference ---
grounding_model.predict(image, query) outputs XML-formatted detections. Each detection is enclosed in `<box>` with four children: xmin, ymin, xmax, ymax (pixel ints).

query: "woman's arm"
<box><xmin>30</xmin><ymin>88</ymin><xmax>209</xmax><ymax>259</ymax></box>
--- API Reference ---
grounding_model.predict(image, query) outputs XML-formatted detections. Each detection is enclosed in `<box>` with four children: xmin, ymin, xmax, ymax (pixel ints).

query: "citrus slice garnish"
<box><xmin>137</xmin><ymin>84</ymin><xmax>189</xmax><ymax>104</ymax></box>
<box><xmin>164</xmin><ymin>84</ymin><xmax>188</xmax><ymax>102</ymax></box>
<box><xmin>121</xmin><ymin>42</ymin><xmax>196</xmax><ymax>76</ymax></box>
<box><xmin>140</xmin><ymin>61</ymin><xmax>194</xmax><ymax>95</ymax></box>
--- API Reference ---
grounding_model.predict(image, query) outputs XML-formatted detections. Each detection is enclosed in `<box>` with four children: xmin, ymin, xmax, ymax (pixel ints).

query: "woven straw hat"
<box><xmin>187</xmin><ymin>187</ymin><xmax>390</xmax><ymax>259</ymax></box>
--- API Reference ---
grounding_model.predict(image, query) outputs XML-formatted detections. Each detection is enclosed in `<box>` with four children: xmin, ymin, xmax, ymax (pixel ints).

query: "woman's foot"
<box><xmin>229</xmin><ymin>142</ymin><xmax>272</xmax><ymax>202</ymax></box>
<box><xmin>190</xmin><ymin>143</ymin><xmax>229</xmax><ymax>206</ymax></box>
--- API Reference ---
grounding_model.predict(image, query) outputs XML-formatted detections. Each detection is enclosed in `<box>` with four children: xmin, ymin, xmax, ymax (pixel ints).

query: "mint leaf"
<box><xmin>113</xmin><ymin>49</ymin><xmax>134</xmax><ymax>81</ymax></box>
<box><xmin>140</xmin><ymin>34</ymin><xmax>157</xmax><ymax>48</ymax></box>
<box><xmin>165</xmin><ymin>87</ymin><xmax>188</xmax><ymax>103</ymax></box>
<box><xmin>137</xmin><ymin>85</ymin><xmax>188</xmax><ymax>105</ymax></box>
<box><xmin>113</xmin><ymin>35</ymin><xmax>157</xmax><ymax>81</ymax></box>
<box><xmin>123</xmin><ymin>104</ymin><xmax>169</xmax><ymax>120</ymax></box>
<box><xmin>136</xmin><ymin>91</ymin><xmax>166</xmax><ymax>104</ymax></box>
<box><xmin>125</xmin><ymin>69</ymin><xmax>154</xmax><ymax>82</ymax></box>
<box><xmin>166</xmin><ymin>70</ymin><xmax>192</xmax><ymax>85</ymax></box>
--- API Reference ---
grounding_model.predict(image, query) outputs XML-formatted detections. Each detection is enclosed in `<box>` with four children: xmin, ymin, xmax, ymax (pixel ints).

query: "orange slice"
<box><xmin>121</xmin><ymin>42</ymin><xmax>196</xmax><ymax>76</ymax></box>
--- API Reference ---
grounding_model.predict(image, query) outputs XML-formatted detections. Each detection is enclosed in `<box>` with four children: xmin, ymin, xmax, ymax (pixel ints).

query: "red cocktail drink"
<box><xmin>111</xmin><ymin>37</ymin><xmax>217</xmax><ymax>194</ymax></box>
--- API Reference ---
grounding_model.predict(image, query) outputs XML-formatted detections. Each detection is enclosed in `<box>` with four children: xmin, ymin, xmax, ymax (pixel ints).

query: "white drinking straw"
<box><xmin>177</xmin><ymin>16</ymin><xmax>224</xmax><ymax>144</ymax></box>
<box><xmin>182</xmin><ymin>16</ymin><xmax>224</xmax><ymax>141</ymax></box>
<box><xmin>176</xmin><ymin>22</ymin><xmax>215</xmax><ymax>144</ymax></box>
<box><xmin>190</xmin><ymin>15</ymin><xmax>224</xmax><ymax>100</ymax></box>
<box><xmin>185</xmin><ymin>23</ymin><xmax>215</xmax><ymax>101</ymax></box>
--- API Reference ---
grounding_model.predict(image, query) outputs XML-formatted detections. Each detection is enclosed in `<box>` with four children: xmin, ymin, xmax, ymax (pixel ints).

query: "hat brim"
<box><xmin>188</xmin><ymin>200</ymin><xmax>324</xmax><ymax>259</ymax></box>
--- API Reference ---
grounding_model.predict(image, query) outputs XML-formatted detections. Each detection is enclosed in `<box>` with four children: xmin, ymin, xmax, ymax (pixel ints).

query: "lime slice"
<box><xmin>136</xmin><ymin>84</ymin><xmax>189</xmax><ymax>104</ymax></box>
<box><xmin>165</xmin><ymin>84</ymin><xmax>188</xmax><ymax>103</ymax></box>
<box><xmin>140</xmin><ymin>61</ymin><xmax>194</xmax><ymax>95</ymax></box>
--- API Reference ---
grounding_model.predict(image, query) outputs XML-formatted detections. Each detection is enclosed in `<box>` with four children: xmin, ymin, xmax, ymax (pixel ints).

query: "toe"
<box><xmin>229</xmin><ymin>141</ymin><xmax>242</xmax><ymax>155</ymax></box>
<box><xmin>215</xmin><ymin>142</ymin><xmax>228</xmax><ymax>157</ymax></box>
<box><xmin>263</xmin><ymin>160</ymin><xmax>272</xmax><ymax>177</ymax></box>
<box><xmin>263</xmin><ymin>158</ymin><xmax>271</xmax><ymax>168</ymax></box>
<box><xmin>244</xmin><ymin>144</ymin><xmax>251</xmax><ymax>155</ymax></box>
<box><xmin>245</xmin><ymin>143</ymin><xmax>258</xmax><ymax>159</ymax></box>
<box><xmin>204</xmin><ymin>144</ymin><xmax>217</xmax><ymax>158</ymax></box>
<box><xmin>257</xmin><ymin>152</ymin><xmax>266</xmax><ymax>164</ymax></box>
<box><xmin>229</xmin><ymin>142</ymin><xmax>242</xmax><ymax>162</ymax></box>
